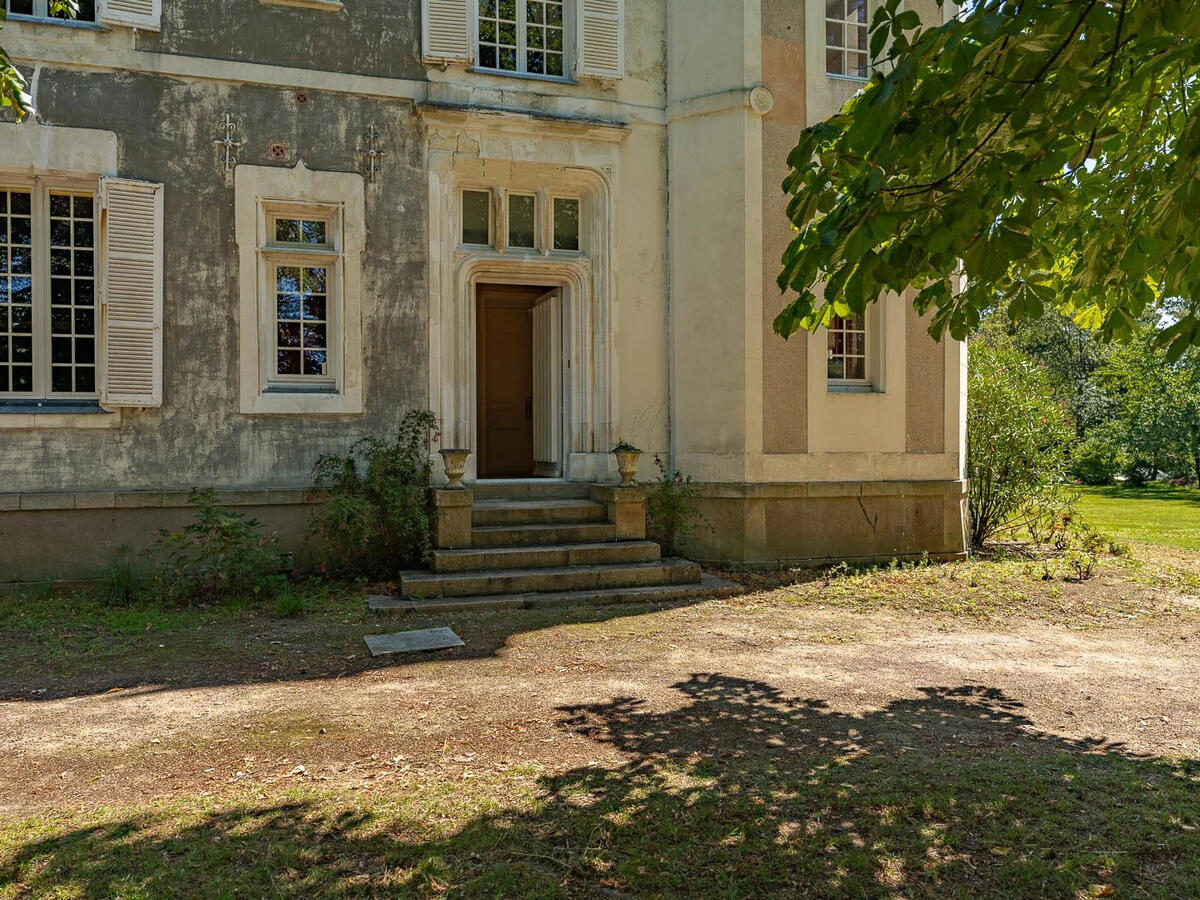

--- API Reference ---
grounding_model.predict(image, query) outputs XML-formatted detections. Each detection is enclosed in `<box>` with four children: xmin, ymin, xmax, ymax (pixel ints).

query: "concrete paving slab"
<box><xmin>363</xmin><ymin>626</ymin><xmax>465</xmax><ymax>657</ymax></box>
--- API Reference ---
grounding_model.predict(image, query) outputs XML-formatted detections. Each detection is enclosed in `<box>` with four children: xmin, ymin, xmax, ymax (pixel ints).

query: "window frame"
<box><xmin>824</xmin><ymin>0</ymin><xmax>870</xmax><ymax>81</ymax></box>
<box><xmin>4</xmin><ymin>0</ymin><xmax>98</xmax><ymax>25</ymax></box>
<box><xmin>826</xmin><ymin>310</ymin><xmax>873</xmax><ymax>390</ymax></box>
<box><xmin>460</xmin><ymin>188</ymin><xmax>494</xmax><ymax>248</ymax></box>
<box><xmin>505</xmin><ymin>191</ymin><xmax>538</xmax><ymax>250</ymax></box>
<box><xmin>0</xmin><ymin>175</ymin><xmax>100</xmax><ymax>403</ymax></box>
<box><xmin>474</xmin><ymin>0</ymin><xmax>573</xmax><ymax>82</ymax></box>
<box><xmin>257</xmin><ymin>199</ymin><xmax>342</xmax><ymax>395</ymax></box>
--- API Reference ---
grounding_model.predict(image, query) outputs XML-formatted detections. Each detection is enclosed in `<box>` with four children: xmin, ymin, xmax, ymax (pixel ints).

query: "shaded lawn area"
<box><xmin>3</xmin><ymin>678</ymin><xmax>1198</xmax><ymax>898</ymax></box>
<box><xmin>1077</xmin><ymin>483</ymin><xmax>1200</xmax><ymax>551</ymax></box>
<box><xmin>2</xmin><ymin>547</ymin><xmax>1199</xmax><ymax>897</ymax></box>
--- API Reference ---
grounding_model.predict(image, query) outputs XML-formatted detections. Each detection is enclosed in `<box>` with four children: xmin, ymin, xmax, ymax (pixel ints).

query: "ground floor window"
<box><xmin>827</xmin><ymin>311</ymin><xmax>868</xmax><ymax>384</ymax></box>
<box><xmin>1</xmin><ymin>184</ymin><xmax>97</xmax><ymax>398</ymax></box>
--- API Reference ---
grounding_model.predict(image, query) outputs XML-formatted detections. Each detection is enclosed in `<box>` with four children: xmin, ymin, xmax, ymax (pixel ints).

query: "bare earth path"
<box><xmin>2</xmin><ymin>555</ymin><xmax>1199</xmax><ymax>896</ymax></box>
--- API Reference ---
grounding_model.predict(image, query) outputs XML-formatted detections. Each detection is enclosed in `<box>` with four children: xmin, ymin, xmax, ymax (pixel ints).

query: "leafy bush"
<box><xmin>1071</xmin><ymin>423</ymin><xmax>1127</xmax><ymax>486</ymax></box>
<box><xmin>645</xmin><ymin>455</ymin><xmax>704</xmax><ymax>557</ymax></box>
<box><xmin>309</xmin><ymin>410</ymin><xmax>438</xmax><ymax>578</ymax></box>
<box><xmin>968</xmin><ymin>340</ymin><xmax>1074</xmax><ymax>547</ymax></box>
<box><xmin>145</xmin><ymin>489</ymin><xmax>285</xmax><ymax>604</ymax></box>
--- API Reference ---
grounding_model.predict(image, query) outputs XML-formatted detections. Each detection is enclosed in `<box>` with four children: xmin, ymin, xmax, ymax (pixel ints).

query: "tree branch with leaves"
<box><xmin>1</xmin><ymin>0</ymin><xmax>78</xmax><ymax>119</ymax></box>
<box><xmin>776</xmin><ymin>0</ymin><xmax>1200</xmax><ymax>358</ymax></box>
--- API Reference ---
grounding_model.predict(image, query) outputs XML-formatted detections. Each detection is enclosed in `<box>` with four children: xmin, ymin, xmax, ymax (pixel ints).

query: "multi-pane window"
<box><xmin>827</xmin><ymin>313</ymin><xmax>868</xmax><ymax>382</ymax></box>
<box><xmin>263</xmin><ymin>209</ymin><xmax>338</xmax><ymax>388</ymax></box>
<box><xmin>5</xmin><ymin>0</ymin><xmax>97</xmax><ymax>22</ymax></box>
<box><xmin>460</xmin><ymin>190</ymin><xmax>581</xmax><ymax>252</ymax></box>
<box><xmin>0</xmin><ymin>185</ymin><xmax>97</xmax><ymax>399</ymax></box>
<box><xmin>477</xmin><ymin>0</ymin><xmax>566</xmax><ymax>78</ymax></box>
<box><xmin>825</xmin><ymin>0</ymin><xmax>869</xmax><ymax>79</ymax></box>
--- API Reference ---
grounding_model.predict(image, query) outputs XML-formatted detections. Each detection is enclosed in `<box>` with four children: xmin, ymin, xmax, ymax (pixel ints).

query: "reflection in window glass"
<box><xmin>827</xmin><ymin>313</ymin><xmax>868</xmax><ymax>381</ymax></box>
<box><xmin>462</xmin><ymin>190</ymin><xmax>491</xmax><ymax>246</ymax></box>
<box><xmin>508</xmin><ymin>194</ymin><xmax>536</xmax><ymax>249</ymax></box>
<box><xmin>275</xmin><ymin>265</ymin><xmax>329</xmax><ymax>378</ymax></box>
<box><xmin>274</xmin><ymin>218</ymin><xmax>328</xmax><ymax>245</ymax></box>
<box><xmin>553</xmin><ymin>198</ymin><xmax>579</xmax><ymax>251</ymax></box>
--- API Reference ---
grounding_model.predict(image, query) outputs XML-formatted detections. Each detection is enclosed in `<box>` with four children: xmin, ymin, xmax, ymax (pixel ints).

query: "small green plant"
<box><xmin>309</xmin><ymin>409</ymin><xmax>439</xmax><ymax>578</ymax></box>
<box><xmin>645</xmin><ymin>455</ymin><xmax>704</xmax><ymax>557</ymax></box>
<box><xmin>97</xmin><ymin>545</ymin><xmax>143</xmax><ymax>606</ymax></box>
<box><xmin>611</xmin><ymin>439</ymin><xmax>640</xmax><ymax>453</ymax></box>
<box><xmin>145</xmin><ymin>488</ymin><xmax>285</xmax><ymax>604</ymax></box>
<box><xmin>273</xmin><ymin>584</ymin><xmax>307</xmax><ymax>618</ymax></box>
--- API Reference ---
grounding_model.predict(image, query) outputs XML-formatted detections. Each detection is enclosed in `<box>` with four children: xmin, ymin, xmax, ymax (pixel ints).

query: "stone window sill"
<box><xmin>0</xmin><ymin>401</ymin><xmax>121</xmax><ymax>429</ymax></box>
<box><xmin>259</xmin><ymin>0</ymin><xmax>344</xmax><ymax>10</ymax></box>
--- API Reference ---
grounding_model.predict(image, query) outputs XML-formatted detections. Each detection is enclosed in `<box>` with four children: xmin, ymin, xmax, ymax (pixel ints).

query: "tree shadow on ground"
<box><xmin>4</xmin><ymin>674</ymin><xmax>1198</xmax><ymax>897</ymax></box>
<box><xmin>0</xmin><ymin>596</ymin><xmax>714</xmax><ymax>701</ymax></box>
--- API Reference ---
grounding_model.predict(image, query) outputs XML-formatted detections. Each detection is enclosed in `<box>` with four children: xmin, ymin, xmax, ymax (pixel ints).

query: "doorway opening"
<box><xmin>476</xmin><ymin>283</ymin><xmax>562</xmax><ymax>479</ymax></box>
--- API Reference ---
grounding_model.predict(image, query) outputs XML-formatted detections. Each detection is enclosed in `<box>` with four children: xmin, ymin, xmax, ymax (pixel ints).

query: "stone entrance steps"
<box><xmin>369</xmin><ymin>481</ymin><xmax>740</xmax><ymax>613</ymax></box>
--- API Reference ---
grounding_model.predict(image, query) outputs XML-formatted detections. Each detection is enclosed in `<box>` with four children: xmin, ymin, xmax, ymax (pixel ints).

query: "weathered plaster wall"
<box><xmin>1</xmin><ymin>68</ymin><xmax>427</xmax><ymax>493</ymax></box>
<box><xmin>138</xmin><ymin>0</ymin><xmax>425</xmax><ymax>81</ymax></box>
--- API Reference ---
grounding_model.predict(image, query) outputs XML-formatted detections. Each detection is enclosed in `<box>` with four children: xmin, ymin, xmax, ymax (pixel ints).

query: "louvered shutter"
<box><xmin>100</xmin><ymin>177</ymin><xmax>164</xmax><ymax>409</ymax></box>
<box><xmin>577</xmin><ymin>0</ymin><xmax>624</xmax><ymax>79</ymax></box>
<box><xmin>100</xmin><ymin>0</ymin><xmax>162</xmax><ymax>31</ymax></box>
<box><xmin>423</xmin><ymin>0</ymin><xmax>472</xmax><ymax>64</ymax></box>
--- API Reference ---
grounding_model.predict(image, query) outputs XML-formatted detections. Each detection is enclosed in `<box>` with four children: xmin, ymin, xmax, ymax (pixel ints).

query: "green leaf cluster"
<box><xmin>308</xmin><ymin>409</ymin><xmax>439</xmax><ymax>578</ymax></box>
<box><xmin>777</xmin><ymin>0</ymin><xmax>1200</xmax><ymax>356</ymax></box>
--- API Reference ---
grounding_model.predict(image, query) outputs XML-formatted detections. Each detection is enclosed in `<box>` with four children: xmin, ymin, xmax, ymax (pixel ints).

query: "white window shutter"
<box><xmin>577</xmin><ymin>0</ymin><xmax>624</xmax><ymax>79</ymax></box>
<box><xmin>423</xmin><ymin>0</ymin><xmax>473</xmax><ymax>64</ymax></box>
<box><xmin>100</xmin><ymin>177</ymin><xmax>164</xmax><ymax>409</ymax></box>
<box><xmin>99</xmin><ymin>0</ymin><xmax>162</xmax><ymax>31</ymax></box>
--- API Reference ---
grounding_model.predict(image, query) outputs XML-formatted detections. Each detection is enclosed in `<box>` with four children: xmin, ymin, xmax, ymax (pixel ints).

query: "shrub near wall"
<box><xmin>968</xmin><ymin>341</ymin><xmax>1074</xmax><ymax>547</ymax></box>
<box><xmin>308</xmin><ymin>410</ymin><xmax>439</xmax><ymax>578</ymax></box>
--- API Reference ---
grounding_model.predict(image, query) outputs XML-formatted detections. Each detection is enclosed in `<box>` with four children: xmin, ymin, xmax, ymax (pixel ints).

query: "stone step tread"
<box><xmin>397</xmin><ymin>558</ymin><xmax>701</xmax><ymax>599</ymax></box>
<box><xmin>471</xmin><ymin>481</ymin><xmax>594</xmax><ymax>501</ymax></box>
<box><xmin>471</xmin><ymin>522</ymin><xmax>619</xmax><ymax>547</ymax></box>
<box><xmin>432</xmin><ymin>540</ymin><xmax>660</xmax><ymax>573</ymax></box>
<box><xmin>368</xmin><ymin>573</ymin><xmax>742</xmax><ymax>613</ymax></box>
<box><xmin>471</xmin><ymin>498</ymin><xmax>607</xmax><ymax>527</ymax></box>
<box><xmin>472</xmin><ymin>499</ymin><xmax>605</xmax><ymax>511</ymax></box>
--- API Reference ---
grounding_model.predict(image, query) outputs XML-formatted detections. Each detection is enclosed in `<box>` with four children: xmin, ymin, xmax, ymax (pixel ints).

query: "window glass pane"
<box><xmin>553</xmin><ymin>198</ymin><xmax>580</xmax><ymax>251</ymax></box>
<box><xmin>50</xmin><ymin>0</ymin><xmax>96</xmax><ymax>20</ymax></box>
<box><xmin>274</xmin><ymin>218</ymin><xmax>328</xmax><ymax>245</ymax></box>
<box><xmin>0</xmin><ymin>189</ymin><xmax>35</xmax><ymax>394</ymax></box>
<box><xmin>275</xmin><ymin>265</ymin><xmax>330</xmax><ymax>378</ymax></box>
<box><xmin>462</xmin><ymin>190</ymin><xmax>491</xmax><ymax>245</ymax></box>
<box><xmin>827</xmin><ymin>0</ymin><xmax>869</xmax><ymax>77</ymax></box>
<box><xmin>8</xmin><ymin>0</ymin><xmax>34</xmax><ymax>15</ymax></box>
<box><xmin>507</xmin><ymin>194</ymin><xmax>536</xmax><ymax>249</ymax></box>
<box><xmin>827</xmin><ymin>313</ymin><xmax>868</xmax><ymax>382</ymax></box>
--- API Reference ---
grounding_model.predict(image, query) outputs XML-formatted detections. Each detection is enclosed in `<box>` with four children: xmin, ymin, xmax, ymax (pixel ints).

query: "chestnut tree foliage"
<box><xmin>776</xmin><ymin>0</ymin><xmax>1200</xmax><ymax>358</ymax></box>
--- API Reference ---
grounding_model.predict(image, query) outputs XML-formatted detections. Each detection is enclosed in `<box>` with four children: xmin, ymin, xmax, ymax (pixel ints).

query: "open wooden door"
<box><xmin>531</xmin><ymin>289</ymin><xmax>562</xmax><ymax>477</ymax></box>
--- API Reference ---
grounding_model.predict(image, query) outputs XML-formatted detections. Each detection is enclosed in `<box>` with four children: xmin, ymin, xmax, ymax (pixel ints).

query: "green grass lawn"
<box><xmin>1076</xmin><ymin>483</ymin><xmax>1200</xmax><ymax>551</ymax></box>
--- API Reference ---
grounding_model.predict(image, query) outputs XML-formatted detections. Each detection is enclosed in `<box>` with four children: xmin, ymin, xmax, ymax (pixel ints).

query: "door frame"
<box><xmin>434</xmin><ymin>257</ymin><xmax>612</xmax><ymax>484</ymax></box>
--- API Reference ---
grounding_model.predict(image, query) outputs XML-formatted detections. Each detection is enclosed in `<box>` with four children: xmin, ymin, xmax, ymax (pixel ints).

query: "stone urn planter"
<box><xmin>611</xmin><ymin>441</ymin><xmax>642</xmax><ymax>486</ymax></box>
<box><xmin>439</xmin><ymin>448</ymin><xmax>471</xmax><ymax>489</ymax></box>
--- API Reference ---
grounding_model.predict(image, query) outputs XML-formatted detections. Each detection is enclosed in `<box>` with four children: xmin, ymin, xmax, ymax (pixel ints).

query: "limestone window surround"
<box><xmin>235</xmin><ymin>162</ymin><xmax>364</xmax><ymax>415</ymax></box>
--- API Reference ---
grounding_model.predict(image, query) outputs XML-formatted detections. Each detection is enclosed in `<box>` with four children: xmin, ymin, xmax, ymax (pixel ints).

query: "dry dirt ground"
<box><xmin>1</xmin><ymin>550</ymin><xmax>1199</xmax><ymax>896</ymax></box>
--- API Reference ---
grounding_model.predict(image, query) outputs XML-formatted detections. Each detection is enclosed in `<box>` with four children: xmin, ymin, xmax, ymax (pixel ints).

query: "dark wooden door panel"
<box><xmin>477</xmin><ymin>286</ymin><xmax>536</xmax><ymax>478</ymax></box>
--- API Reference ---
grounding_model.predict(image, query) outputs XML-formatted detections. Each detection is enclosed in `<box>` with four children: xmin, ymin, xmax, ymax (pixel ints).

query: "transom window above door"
<box><xmin>477</xmin><ymin>0</ymin><xmax>567</xmax><ymax>78</ymax></box>
<box><xmin>460</xmin><ymin>188</ymin><xmax>581</xmax><ymax>253</ymax></box>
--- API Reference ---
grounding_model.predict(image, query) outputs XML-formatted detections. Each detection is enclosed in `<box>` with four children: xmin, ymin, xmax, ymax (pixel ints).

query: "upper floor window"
<box><xmin>477</xmin><ymin>0</ymin><xmax>567</xmax><ymax>78</ymax></box>
<box><xmin>827</xmin><ymin>312</ymin><xmax>868</xmax><ymax>384</ymax></box>
<box><xmin>5</xmin><ymin>0</ymin><xmax>97</xmax><ymax>22</ymax></box>
<box><xmin>825</xmin><ymin>0</ymin><xmax>868</xmax><ymax>79</ymax></box>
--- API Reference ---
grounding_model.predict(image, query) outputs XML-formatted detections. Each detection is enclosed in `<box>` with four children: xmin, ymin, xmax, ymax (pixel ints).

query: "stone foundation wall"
<box><xmin>679</xmin><ymin>480</ymin><xmax>969</xmax><ymax>567</ymax></box>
